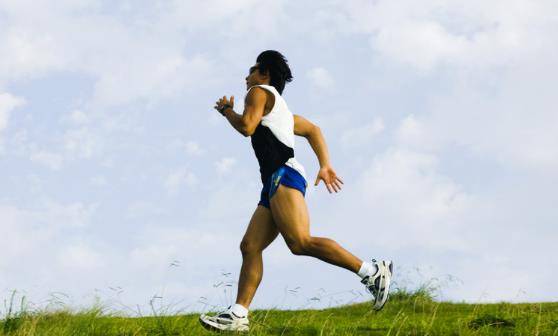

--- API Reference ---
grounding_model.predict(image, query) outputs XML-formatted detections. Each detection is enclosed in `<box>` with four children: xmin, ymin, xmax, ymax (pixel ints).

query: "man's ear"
<box><xmin>260</xmin><ymin>69</ymin><xmax>271</xmax><ymax>81</ymax></box>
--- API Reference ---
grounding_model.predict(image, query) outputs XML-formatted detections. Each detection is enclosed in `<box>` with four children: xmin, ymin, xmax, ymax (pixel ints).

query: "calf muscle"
<box><xmin>236</xmin><ymin>205</ymin><xmax>278</xmax><ymax>308</ymax></box>
<box><xmin>270</xmin><ymin>184</ymin><xmax>362</xmax><ymax>273</ymax></box>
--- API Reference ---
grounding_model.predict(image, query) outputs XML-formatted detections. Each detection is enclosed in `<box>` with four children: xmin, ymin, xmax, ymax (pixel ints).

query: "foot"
<box><xmin>199</xmin><ymin>306</ymin><xmax>249</xmax><ymax>333</ymax></box>
<box><xmin>361</xmin><ymin>259</ymin><xmax>393</xmax><ymax>310</ymax></box>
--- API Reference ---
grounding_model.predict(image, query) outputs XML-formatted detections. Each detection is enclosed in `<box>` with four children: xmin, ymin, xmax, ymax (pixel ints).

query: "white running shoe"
<box><xmin>199</xmin><ymin>306</ymin><xmax>249</xmax><ymax>333</ymax></box>
<box><xmin>360</xmin><ymin>259</ymin><xmax>393</xmax><ymax>310</ymax></box>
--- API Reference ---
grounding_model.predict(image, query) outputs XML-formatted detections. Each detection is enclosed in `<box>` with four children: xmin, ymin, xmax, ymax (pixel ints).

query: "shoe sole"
<box><xmin>199</xmin><ymin>314</ymin><xmax>249</xmax><ymax>333</ymax></box>
<box><xmin>373</xmin><ymin>260</ymin><xmax>393</xmax><ymax>311</ymax></box>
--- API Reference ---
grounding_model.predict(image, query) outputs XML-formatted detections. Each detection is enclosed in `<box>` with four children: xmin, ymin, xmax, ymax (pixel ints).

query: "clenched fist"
<box><xmin>214</xmin><ymin>95</ymin><xmax>235</xmax><ymax>116</ymax></box>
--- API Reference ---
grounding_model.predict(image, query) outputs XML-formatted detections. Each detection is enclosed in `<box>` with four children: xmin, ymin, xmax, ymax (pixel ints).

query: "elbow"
<box><xmin>241</xmin><ymin>125</ymin><xmax>255</xmax><ymax>137</ymax></box>
<box><xmin>313</xmin><ymin>125</ymin><xmax>321</xmax><ymax>134</ymax></box>
<box><xmin>307</xmin><ymin>125</ymin><xmax>321</xmax><ymax>138</ymax></box>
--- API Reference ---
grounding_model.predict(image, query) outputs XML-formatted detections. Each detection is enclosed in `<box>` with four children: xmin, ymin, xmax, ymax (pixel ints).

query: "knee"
<box><xmin>240</xmin><ymin>239</ymin><xmax>260</xmax><ymax>255</ymax></box>
<box><xmin>287</xmin><ymin>238</ymin><xmax>311</xmax><ymax>256</ymax></box>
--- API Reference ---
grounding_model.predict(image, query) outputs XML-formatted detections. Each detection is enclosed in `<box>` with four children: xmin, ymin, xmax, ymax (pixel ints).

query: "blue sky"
<box><xmin>1</xmin><ymin>0</ymin><xmax>557</xmax><ymax>317</ymax></box>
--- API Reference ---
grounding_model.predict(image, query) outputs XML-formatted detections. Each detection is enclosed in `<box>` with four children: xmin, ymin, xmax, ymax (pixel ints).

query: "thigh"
<box><xmin>241</xmin><ymin>205</ymin><xmax>279</xmax><ymax>251</ymax></box>
<box><xmin>269</xmin><ymin>184</ymin><xmax>310</xmax><ymax>246</ymax></box>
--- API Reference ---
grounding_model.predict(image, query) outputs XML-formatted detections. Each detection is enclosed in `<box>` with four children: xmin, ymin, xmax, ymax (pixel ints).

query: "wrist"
<box><xmin>219</xmin><ymin>104</ymin><xmax>233</xmax><ymax>116</ymax></box>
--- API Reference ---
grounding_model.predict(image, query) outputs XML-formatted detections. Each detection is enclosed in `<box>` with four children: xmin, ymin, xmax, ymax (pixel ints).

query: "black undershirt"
<box><xmin>250</xmin><ymin>122</ymin><xmax>294</xmax><ymax>184</ymax></box>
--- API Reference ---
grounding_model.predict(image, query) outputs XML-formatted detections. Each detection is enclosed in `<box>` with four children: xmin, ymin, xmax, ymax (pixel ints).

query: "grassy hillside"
<box><xmin>1</xmin><ymin>288</ymin><xmax>557</xmax><ymax>335</ymax></box>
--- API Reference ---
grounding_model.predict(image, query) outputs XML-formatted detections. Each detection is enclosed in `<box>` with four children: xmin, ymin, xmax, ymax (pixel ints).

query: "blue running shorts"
<box><xmin>258</xmin><ymin>164</ymin><xmax>307</xmax><ymax>209</ymax></box>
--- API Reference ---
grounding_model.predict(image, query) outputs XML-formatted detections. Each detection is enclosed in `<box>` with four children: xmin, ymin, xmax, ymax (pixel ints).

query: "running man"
<box><xmin>199</xmin><ymin>50</ymin><xmax>393</xmax><ymax>333</ymax></box>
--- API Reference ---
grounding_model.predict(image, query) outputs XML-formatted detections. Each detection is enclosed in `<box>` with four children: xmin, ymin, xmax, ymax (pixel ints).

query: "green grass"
<box><xmin>1</xmin><ymin>286</ymin><xmax>557</xmax><ymax>335</ymax></box>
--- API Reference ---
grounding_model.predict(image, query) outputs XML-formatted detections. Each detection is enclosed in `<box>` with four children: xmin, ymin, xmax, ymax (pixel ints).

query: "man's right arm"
<box><xmin>223</xmin><ymin>87</ymin><xmax>266</xmax><ymax>137</ymax></box>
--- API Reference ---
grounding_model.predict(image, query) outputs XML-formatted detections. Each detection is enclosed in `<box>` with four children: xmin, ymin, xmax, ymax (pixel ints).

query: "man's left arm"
<box><xmin>294</xmin><ymin>114</ymin><xmax>344</xmax><ymax>193</ymax></box>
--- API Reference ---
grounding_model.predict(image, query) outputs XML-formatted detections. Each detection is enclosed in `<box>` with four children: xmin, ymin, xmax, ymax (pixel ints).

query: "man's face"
<box><xmin>245</xmin><ymin>63</ymin><xmax>269</xmax><ymax>89</ymax></box>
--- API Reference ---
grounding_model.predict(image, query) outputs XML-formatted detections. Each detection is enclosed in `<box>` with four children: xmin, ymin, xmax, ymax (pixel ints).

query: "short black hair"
<box><xmin>256</xmin><ymin>50</ymin><xmax>293</xmax><ymax>94</ymax></box>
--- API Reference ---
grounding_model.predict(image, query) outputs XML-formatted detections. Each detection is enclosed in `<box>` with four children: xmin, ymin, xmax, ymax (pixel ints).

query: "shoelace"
<box><xmin>361</xmin><ymin>259</ymin><xmax>381</xmax><ymax>297</ymax></box>
<box><xmin>215</xmin><ymin>306</ymin><xmax>247</xmax><ymax>320</ymax></box>
<box><xmin>361</xmin><ymin>276</ymin><xmax>378</xmax><ymax>297</ymax></box>
<box><xmin>215</xmin><ymin>306</ymin><xmax>232</xmax><ymax>318</ymax></box>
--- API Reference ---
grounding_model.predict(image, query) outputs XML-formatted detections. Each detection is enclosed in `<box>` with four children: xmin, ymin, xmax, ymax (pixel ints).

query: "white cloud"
<box><xmin>341</xmin><ymin>0</ymin><xmax>556</xmax><ymax>71</ymax></box>
<box><xmin>0</xmin><ymin>93</ymin><xmax>25</xmax><ymax>148</ymax></box>
<box><xmin>92</xmin><ymin>55</ymin><xmax>214</xmax><ymax>106</ymax></box>
<box><xmin>125</xmin><ymin>201</ymin><xmax>166</xmax><ymax>220</ymax></box>
<box><xmin>42</xmin><ymin>200</ymin><xmax>98</xmax><ymax>229</ymax></box>
<box><xmin>215</xmin><ymin>157</ymin><xmax>237</xmax><ymax>175</ymax></box>
<box><xmin>63</xmin><ymin>127</ymin><xmax>99</xmax><ymax>159</ymax></box>
<box><xmin>90</xmin><ymin>175</ymin><xmax>108</xmax><ymax>187</ymax></box>
<box><xmin>353</xmin><ymin>148</ymin><xmax>472</xmax><ymax>250</ymax></box>
<box><xmin>165</xmin><ymin>1</ymin><xmax>287</xmax><ymax>38</ymax></box>
<box><xmin>344</xmin><ymin>0</ymin><xmax>558</xmax><ymax>170</ymax></box>
<box><xmin>167</xmin><ymin>139</ymin><xmax>205</xmax><ymax>157</ymax></box>
<box><xmin>426</xmin><ymin>80</ymin><xmax>558</xmax><ymax>169</ymax></box>
<box><xmin>0</xmin><ymin>205</ymin><xmax>42</xmax><ymax>268</ymax></box>
<box><xmin>67</xmin><ymin>110</ymin><xmax>89</xmax><ymax>125</ymax></box>
<box><xmin>0</xmin><ymin>2</ymin><xmax>217</xmax><ymax>105</ymax></box>
<box><xmin>341</xmin><ymin>117</ymin><xmax>384</xmax><ymax>147</ymax></box>
<box><xmin>57</xmin><ymin>242</ymin><xmax>105</xmax><ymax>270</ymax></box>
<box><xmin>0</xmin><ymin>199</ymin><xmax>233</xmax><ymax>318</ymax></box>
<box><xmin>164</xmin><ymin>168</ymin><xmax>198</xmax><ymax>194</ymax></box>
<box><xmin>30</xmin><ymin>150</ymin><xmax>64</xmax><ymax>170</ymax></box>
<box><xmin>128</xmin><ymin>226</ymin><xmax>234</xmax><ymax>281</ymax></box>
<box><xmin>185</xmin><ymin>140</ymin><xmax>203</xmax><ymax>155</ymax></box>
<box><xmin>0</xmin><ymin>200</ymin><xmax>98</xmax><ymax>271</ymax></box>
<box><xmin>396</xmin><ymin>115</ymin><xmax>424</xmax><ymax>146</ymax></box>
<box><xmin>197</xmin><ymin>175</ymin><xmax>260</xmax><ymax>223</ymax></box>
<box><xmin>306</xmin><ymin>67</ymin><xmax>335</xmax><ymax>90</ymax></box>
<box><xmin>393</xmin><ymin>68</ymin><xmax>558</xmax><ymax>170</ymax></box>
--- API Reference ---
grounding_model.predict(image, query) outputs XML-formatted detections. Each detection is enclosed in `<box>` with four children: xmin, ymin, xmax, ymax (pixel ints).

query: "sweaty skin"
<box><xmin>214</xmin><ymin>64</ymin><xmax>357</xmax><ymax>308</ymax></box>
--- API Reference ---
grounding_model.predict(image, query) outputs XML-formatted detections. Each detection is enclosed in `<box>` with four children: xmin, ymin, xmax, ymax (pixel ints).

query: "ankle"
<box><xmin>231</xmin><ymin>303</ymin><xmax>249</xmax><ymax>317</ymax></box>
<box><xmin>357</xmin><ymin>261</ymin><xmax>378</xmax><ymax>279</ymax></box>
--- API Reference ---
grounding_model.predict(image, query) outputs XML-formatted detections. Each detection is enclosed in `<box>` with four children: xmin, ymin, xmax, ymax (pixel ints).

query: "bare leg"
<box><xmin>270</xmin><ymin>184</ymin><xmax>362</xmax><ymax>273</ymax></box>
<box><xmin>235</xmin><ymin>205</ymin><xmax>279</xmax><ymax>308</ymax></box>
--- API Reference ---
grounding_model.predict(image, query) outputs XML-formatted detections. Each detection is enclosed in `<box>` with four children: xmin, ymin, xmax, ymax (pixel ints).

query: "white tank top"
<box><xmin>248</xmin><ymin>84</ymin><xmax>307</xmax><ymax>183</ymax></box>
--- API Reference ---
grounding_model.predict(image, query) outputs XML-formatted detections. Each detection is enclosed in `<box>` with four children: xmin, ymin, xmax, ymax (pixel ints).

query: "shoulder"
<box><xmin>246</xmin><ymin>86</ymin><xmax>267</xmax><ymax>97</ymax></box>
<box><xmin>246</xmin><ymin>85</ymin><xmax>275</xmax><ymax>103</ymax></box>
<box><xmin>294</xmin><ymin>114</ymin><xmax>318</xmax><ymax>137</ymax></box>
<box><xmin>247</xmin><ymin>85</ymin><xmax>266</xmax><ymax>95</ymax></box>
<box><xmin>249</xmin><ymin>85</ymin><xmax>279</xmax><ymax>96</ymax></box>
<box><xmin>245</xmin><ymin>86</ymin><xmax>268</xmax><ymax>104</ymax></box>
